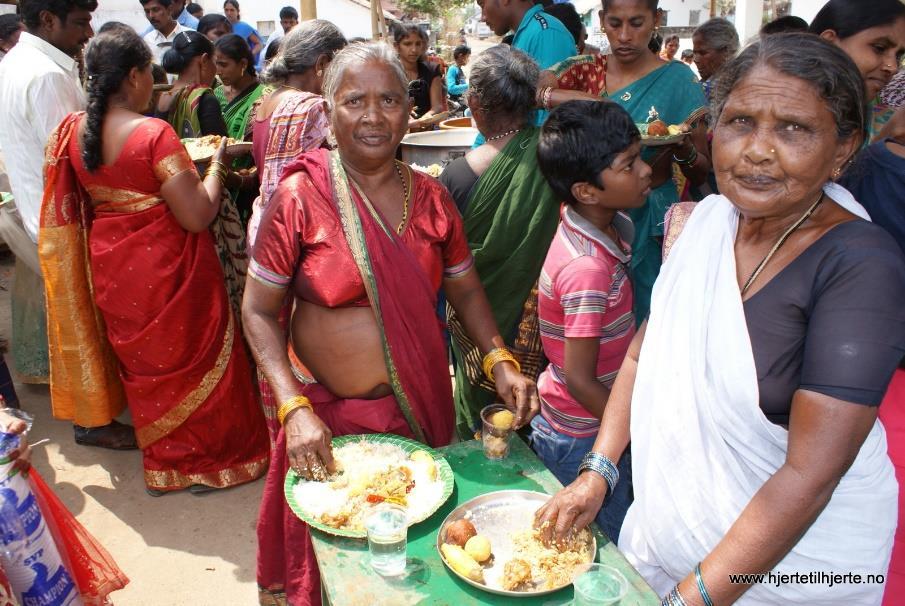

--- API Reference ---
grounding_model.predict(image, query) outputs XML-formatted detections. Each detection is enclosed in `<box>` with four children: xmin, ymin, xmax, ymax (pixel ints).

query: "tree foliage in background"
<box><xmin>397</xmin><ymin>0</ymin><xmax>473</xmax><ymax>18</ymax></box>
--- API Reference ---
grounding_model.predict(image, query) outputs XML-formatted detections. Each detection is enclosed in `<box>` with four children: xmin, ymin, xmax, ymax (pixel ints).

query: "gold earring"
<box><xmin>832</xmin><ymin>167</ymin><xmax>842</xmax><ymax>180</ymax></box>
<box><xmin>317</xmin><ymin>70</ymin><xmax>323</xmax><ymax>77</ymax></box>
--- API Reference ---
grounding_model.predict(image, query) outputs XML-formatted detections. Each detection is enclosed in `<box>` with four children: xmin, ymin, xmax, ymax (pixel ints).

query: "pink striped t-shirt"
<box><xmin>537</xmin><ymin>206</ymin><xmax>636</xmax><ymax>438</ymax></box>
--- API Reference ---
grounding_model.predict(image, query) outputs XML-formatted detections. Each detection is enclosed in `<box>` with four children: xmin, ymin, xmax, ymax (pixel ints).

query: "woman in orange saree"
<box><xmin>39</xmin><ymin>29</ymin><xmax>269</xmax><ymax>495</ymax></box>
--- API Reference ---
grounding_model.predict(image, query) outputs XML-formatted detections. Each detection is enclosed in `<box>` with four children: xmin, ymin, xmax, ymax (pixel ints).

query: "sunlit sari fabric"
<box><xmin>254</xmin><ymin>149</ymin><xmax>467</xmax><ymax>604</ymax></box>
<box><xmin>40</xmin><ymin>114</ymin><xmax>268</xmax><ymax>490</ymax></box>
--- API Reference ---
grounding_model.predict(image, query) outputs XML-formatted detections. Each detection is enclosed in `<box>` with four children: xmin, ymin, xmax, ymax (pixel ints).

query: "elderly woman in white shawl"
<box><xmin>536</xmin><ymin>33</ymin><xmax>905</xmax><ymax>606</ymax></box>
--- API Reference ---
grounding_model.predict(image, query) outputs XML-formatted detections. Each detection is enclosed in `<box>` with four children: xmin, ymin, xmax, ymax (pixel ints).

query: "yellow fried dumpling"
<box><xmin>464</xmin><ymin>535</ymin><xmax>492</xmax><ymax>563</ymax></box>
<box><xmin>490</xmin><ymin>410</ymin><xmax>515</xmax><ymax>430</ymax></box>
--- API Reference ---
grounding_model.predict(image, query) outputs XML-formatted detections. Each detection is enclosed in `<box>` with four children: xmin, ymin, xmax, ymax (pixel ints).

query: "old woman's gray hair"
<box><xmin>711</xmin><ymin>33</ymin><xmax>867</xmax><ymax>140</ymax></box>
<box><xmin>468</xmin><ymin>45</ymin><xmax>539</xmax><ymax>121</ymax></box>
<box><xmin>322</xmin><ymin>42</ymin><xmax>409</xmax><ymax>111</ymax></box>
<box><xmin>263</xmin><ymin>19</ymin><xmax>347</xmax><ymax>84</ymax></box>
<box><xmin>693</xmin><ymin>17</ymin><xmax>740</xmax><ymax>55</ymax></box>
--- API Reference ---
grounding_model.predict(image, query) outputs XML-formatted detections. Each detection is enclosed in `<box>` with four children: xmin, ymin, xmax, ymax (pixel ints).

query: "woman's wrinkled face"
<box><xmin>331</xmin><ymin>60</ymin><xmax>411</xmax><ymax>169</ymax></box>
<box><xmin>692</xmin><ymin>32</ymin><xmax>730</xmax><ymax>81</ymax></box>
<box><xmin>395</xmin><ymin>32</ymin><xmax>424</xmax><ymax>66</ymax></box>
<box><xmin>712</xmin><ymin>65</ymin><xmax>859</xmax><ymax>218</ymax></box>
<box><xmin>599</xmin><ymin>0</ymin><xmax>658</xmax><ymax>64</ymax></box>
<box><xmin>824</xmin><ymin>18</ymin><xmax>905</xmax><ymax>99</ymax></box>
<box><xmin>213</xmin><ymin>50</ymin><xmax>244</xmax><ymax>86</ymax></box>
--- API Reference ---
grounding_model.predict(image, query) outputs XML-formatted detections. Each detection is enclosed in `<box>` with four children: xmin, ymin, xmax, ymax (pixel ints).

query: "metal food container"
<box><xmin>436</xmin><ymin>490</ymin><xmax>596</xmax><ymax>597</ymax></box>
<box><xmin>400</xmin><ymin>128</ymin><xmax>479</xmax><ymax>167</ymax></box>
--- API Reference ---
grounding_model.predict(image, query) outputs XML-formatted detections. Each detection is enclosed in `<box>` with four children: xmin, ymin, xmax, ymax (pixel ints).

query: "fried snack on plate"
<box><xmin>465</xmin><ymin>535</ymin><xmax>492</xmax><ymax>563</ymax></box>
<box><xmin>502</xmin><ymin>558</ymin><xmax>532</xmax><ymax>591</ymax></box>
<box><xmin>445</xmin><ymin>518</ymin><xmax>477</xmax><ymax>547</ymax></box>
<box><xmin>441</xmin><ymin>543</ymin><xmax>485</xmax><ymax>583</ymax></box>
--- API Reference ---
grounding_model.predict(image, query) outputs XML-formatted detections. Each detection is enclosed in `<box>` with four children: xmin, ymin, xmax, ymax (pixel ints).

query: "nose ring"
<box><xmin>770</xmin><ymin>148</ymin><xmax>776</xmax><ymax>154</ymax></box>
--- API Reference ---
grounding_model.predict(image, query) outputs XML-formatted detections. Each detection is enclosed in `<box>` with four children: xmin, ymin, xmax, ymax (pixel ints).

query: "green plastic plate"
<box><xmin>284</xmin><ymin>433</ymin><xmax>455</xmax><ymax>539</ymax></box>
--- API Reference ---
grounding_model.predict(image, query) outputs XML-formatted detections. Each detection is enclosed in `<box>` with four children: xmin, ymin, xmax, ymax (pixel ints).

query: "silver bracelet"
<box><xmin>661</xmin><ymin>585</ymin><xmax>688</xmax><ymax>606</ymax></box>
<box><xmin>577</xmin><ymin>452</ymin><xmax>619</xmax><ymax>494</ymax></box>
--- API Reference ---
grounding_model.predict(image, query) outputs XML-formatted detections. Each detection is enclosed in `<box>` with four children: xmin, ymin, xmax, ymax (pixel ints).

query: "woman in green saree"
<box><xmin>213</xmin><ymin>33</ymin><xmax>266</xmax><ymax>226</ymax></box>
<box><xmin>157</xmin><ymin>30</ymin><xmax>247</xmax><ymax>317</ymax></box>
<box><xmin>540</xmin><ymin>0</ymin><xmax>710</xmax><ymax>322</ymax></box>
<box><xmin>440</xmin><ymin>46</ymin><xmax>556</xmax><ymax>439</ymax></box>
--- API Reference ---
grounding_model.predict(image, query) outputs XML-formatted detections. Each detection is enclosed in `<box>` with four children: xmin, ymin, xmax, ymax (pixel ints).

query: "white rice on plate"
<box><xmin>293</xmin><ymin>440</ymin><xmax>444</xmax><ymax>533</ymax></box>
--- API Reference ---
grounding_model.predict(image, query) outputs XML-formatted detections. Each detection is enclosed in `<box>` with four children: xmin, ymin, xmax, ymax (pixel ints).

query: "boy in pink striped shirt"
<box><xmin>532</xmin><ymin>101</ymin><xmax>651</xmax><ymax>540</ymax></box>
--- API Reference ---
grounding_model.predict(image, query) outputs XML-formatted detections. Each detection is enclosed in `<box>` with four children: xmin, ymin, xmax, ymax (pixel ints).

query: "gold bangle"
<box><xmin>482</xmin><ymin>347</ymin><xmax>521</xmax><ymax>382</ymax></box>
<box><xmin>277</xmin><ymin>395</ymin><xmax>313</xmax><ymax>425</ymax></box>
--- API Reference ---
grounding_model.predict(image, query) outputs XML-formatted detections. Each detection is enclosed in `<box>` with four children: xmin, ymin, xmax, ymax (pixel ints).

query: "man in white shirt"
<box><xmin>257</xmin><ymin>6</ymin><xmax>298</xmax><ymax>72</ymax></box>
<box><xmin>140</xmin><ymin>0</ymin><xmax>198</xmax><ymax>37</ymax></box>
<box><xmin>0</xmin><ymin>0</ymin><xmax>137</xmax><ymax>449</ymax></box>
<box><xmin>141</xmin><ymin>0</ymin><xmax>187</xmax><ymax>65</ymax></box>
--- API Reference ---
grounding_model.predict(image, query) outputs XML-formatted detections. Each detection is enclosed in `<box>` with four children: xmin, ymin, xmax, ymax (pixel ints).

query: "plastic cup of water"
<box><xmin>572</xmin><ymin>563</ymin><xmax>628</xmax><ymax>605</ymax></box>
<box><xmin>365</xmin><ymin>504</ymin><xmax>408</xmax><ymax>576</ymax></box>
<box><xmin>480</xmin><ymin>404</ymin><xmax>513</xmax><ymax>460</ymax></box>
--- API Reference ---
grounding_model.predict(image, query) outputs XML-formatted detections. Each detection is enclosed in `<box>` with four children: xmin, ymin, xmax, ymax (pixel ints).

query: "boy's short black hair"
<box><xmin>279</xmin><ymin>6</ymin><xmax>298</xmax><ymax>20</ymax></box>
<box><xmin>537</xmin><ymin>100</ymin><xmax>640</xmax><ymax>205</ymax></box>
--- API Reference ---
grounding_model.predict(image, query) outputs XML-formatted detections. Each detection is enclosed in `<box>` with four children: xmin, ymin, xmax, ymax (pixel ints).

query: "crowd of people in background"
<box><xmin>0</xmin><ymin>0</ymin><xmax>903</xmax><ymax>604</ymax></box>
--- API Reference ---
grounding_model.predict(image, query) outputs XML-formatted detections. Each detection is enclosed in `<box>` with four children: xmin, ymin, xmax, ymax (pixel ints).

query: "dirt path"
<box><xmin>0</xmin><ymin>257</ymin><xmax>261</xmax><ymax>605</ymax></box>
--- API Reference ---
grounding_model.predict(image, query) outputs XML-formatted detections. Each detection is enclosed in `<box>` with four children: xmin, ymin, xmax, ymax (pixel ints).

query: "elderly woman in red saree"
<box><xmin>39</xmin><ymin>29</ymin><xmax>269</xmax><ymax>495</ymax></box>
<box><xmin>243</xmin><ymin>42</ymin><xmax>540</xmax><ymax>605</ymax></box>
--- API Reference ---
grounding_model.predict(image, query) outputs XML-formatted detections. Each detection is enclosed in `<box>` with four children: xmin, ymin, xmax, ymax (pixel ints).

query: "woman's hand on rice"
<box><xmin>534</xmin><ymin>471</ymin><xmax>608</xmax><ymax>545</ymax></box>
<box><xmin>285</xmin><ymin>408</ymin><xmax>336</xmax><ymax>481</ymax></box>
<box><xmin>492</xmin><ymin>363</ymin><xmax>539</xmax><ymax>430</ymax></box>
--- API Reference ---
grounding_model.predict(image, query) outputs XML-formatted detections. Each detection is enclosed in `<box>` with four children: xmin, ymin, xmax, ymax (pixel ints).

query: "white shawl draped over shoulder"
<box><xmin>618</xmin><ymin>185</ymin><xmax>896</xmax><ymax>604</ymax></box>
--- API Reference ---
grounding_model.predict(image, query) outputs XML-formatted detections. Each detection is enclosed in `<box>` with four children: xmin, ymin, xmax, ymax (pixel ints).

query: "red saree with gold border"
<box><xmin>254</xmin><ymin>149</ymin><xmax>462</xmax><ymax>604</ymax></box>
<box><xmin>39</xmin><ymin>113</ymin><xmax>269</xmax><ymax>491</ymax></box>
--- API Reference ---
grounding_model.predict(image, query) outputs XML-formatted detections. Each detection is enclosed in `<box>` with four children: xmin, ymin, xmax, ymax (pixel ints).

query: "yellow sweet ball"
<box><xmin>490</xmin><ymin>410</ymin><xmax>514</xmax><ymax>430</ymax></box>
<box><xmin>464</xmin><ymin>535</ymin><xmax>492</xmax><ymax>563</ymax></box>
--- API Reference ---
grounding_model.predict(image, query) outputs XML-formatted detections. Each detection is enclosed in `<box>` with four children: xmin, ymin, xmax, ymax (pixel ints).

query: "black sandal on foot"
<box><xmin>188</xmin><ymin>484</ymin><xmax>218</xmax><ymax>495</ymax></box>
<box><xmin>74</xmin><ymin>420</ymin><xmax>138</xmax><ymax>450</ymax></box>
<box><xmin>146</xmin><ymin>487</ymin><xmax>166</xmax><ymax>497</ymax></box>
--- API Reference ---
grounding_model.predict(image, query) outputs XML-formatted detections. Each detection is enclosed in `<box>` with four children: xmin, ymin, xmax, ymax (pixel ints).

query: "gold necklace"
<box><xmin>741</xmin><ymin>192</ymin><xmax>824</xmax><ymax>295</ymax></box>
<box><xmin>394</xmin><ymin>161</ymin><xmax>410</xmax><ymax>235</ymax></box>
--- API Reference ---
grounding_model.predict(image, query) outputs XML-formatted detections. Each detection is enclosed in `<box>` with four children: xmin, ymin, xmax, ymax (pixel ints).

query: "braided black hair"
<box><xmin>162</xmin><ymin>29</ymin><xmax>213</xmax><ymax>74</ymax></box>
<box><xmin>82</xmin><ymin>29</ymin><xmax>152</xmax><ymax>172</ymax></box>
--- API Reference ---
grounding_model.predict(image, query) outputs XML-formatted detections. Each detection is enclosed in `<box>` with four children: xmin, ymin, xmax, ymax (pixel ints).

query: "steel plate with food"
<box><xmin>437</xmin><ymin>490</ymin><xmax>596</xmax><ymax>597</ymax></box>
<box><xmin>181</xmin><ymin>135</ymin><xmax>253</xmax><ymax>163</ymax></box>
<box><xmin>284</xmin><ymin>434</ymin><xmax>454</xmax><ymax>539</ymax></box>
<box><xmin>637</xmin><ymin>121</ymin><xmax>688</xmax><ymax>147</ymax></box>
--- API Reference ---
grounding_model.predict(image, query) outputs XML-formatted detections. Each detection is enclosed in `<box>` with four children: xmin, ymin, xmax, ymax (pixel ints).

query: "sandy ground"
<box><xmin>0</xmin><ymin>256</ymin><xmax>261</xmax><ymax>605</ymax></box>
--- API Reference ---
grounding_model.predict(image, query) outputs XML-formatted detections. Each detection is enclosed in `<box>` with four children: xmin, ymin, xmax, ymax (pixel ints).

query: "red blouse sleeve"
<box><xmin>249</xmin><ymin>177</ymin><xmax>304</xmax><ymax>289</ymax></box>
<box><xmin>438</xmin><ymin>184</ymin><xmax>474</xmax><ymax>279</ymax></box>
<box><xmin>149</xmin><ymin>120</ymin><xmax>195</xmax><ymax>184</ymax></box>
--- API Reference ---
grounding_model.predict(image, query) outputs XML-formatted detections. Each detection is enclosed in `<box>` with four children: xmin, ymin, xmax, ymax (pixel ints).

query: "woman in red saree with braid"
<box><xmin>39</xmin><ymin>29</ymin><xmax>268</xmax><ymax>495</ymax></box>
<box><xmin>243</xmin><ymin>43</ymin><xmax>540</xmax><ymax>605</ymax></box>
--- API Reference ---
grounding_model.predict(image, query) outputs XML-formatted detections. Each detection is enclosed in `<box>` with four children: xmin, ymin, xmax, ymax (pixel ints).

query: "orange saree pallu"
<box><xmin>40</xmin><ymin>113</ymin><xmax>269</xmax><ymax>491</ymax></box>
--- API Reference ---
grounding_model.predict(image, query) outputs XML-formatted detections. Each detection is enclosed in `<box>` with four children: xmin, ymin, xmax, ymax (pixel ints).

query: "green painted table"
<box><xmin>309</xmin><ymin>438</ymin><xmax>659</xmax><ymax>606</ymax></box>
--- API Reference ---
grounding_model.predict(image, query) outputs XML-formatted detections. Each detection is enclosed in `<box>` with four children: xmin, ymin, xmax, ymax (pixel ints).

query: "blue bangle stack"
<box><xmin>577</xmin><ymin>452</ymin><xmax>619</xmax><ymax>495</ymax></box>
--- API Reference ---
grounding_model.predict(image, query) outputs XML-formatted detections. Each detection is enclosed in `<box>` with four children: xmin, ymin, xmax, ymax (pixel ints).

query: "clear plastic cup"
<box><xmin>572</xmin><ymin>563</ymin><xmax>628</xmax><ymax>605</ymax></box>
<box><xmin>365</xmin><ymin>504</ymin><xmax>408</xmax><ymax>576</ymax></box>
<box><xmin>480</xmin><ymin>404</ymin><xmax>514</xmax><ymax>460</ymax></box>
